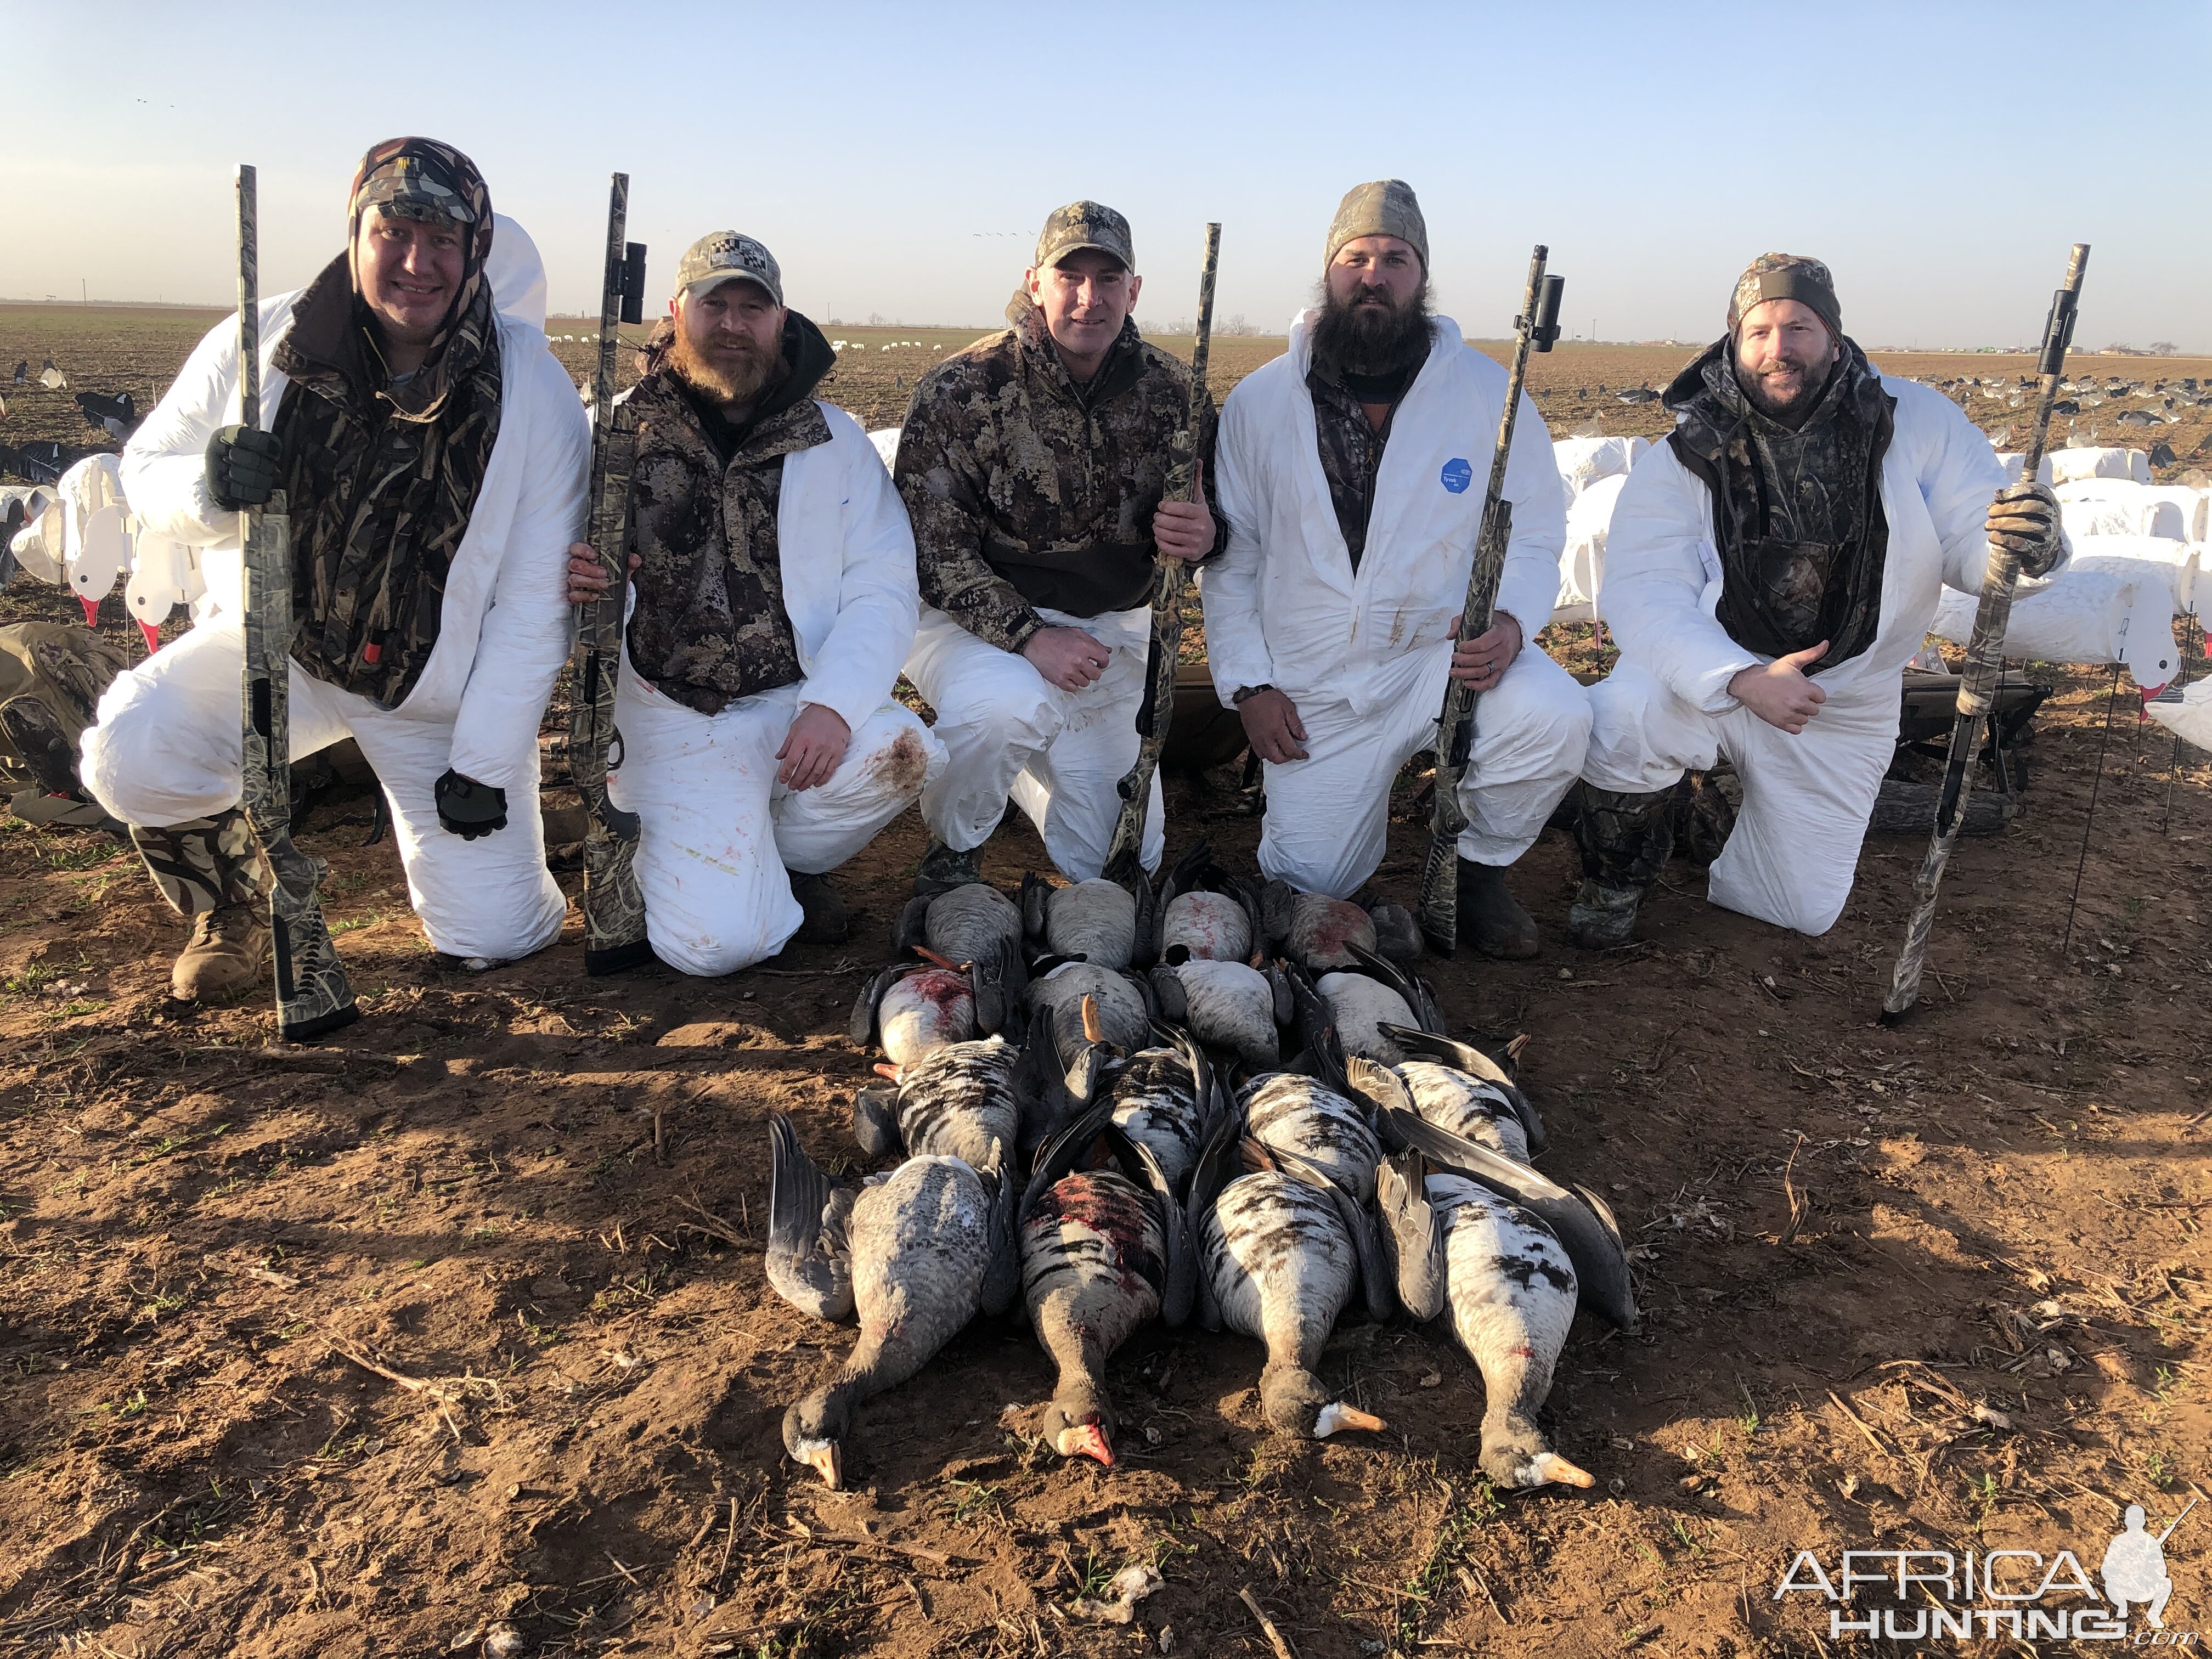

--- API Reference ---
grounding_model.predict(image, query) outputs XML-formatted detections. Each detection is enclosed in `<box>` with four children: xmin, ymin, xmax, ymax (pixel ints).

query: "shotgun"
<box><xmin>572</xmin><ymin>174</ymin><xmax>650</xmax><ymax>975</ymax></box>
<box><xmin>1415</xmin><ymin>247</ymin><xmax>1563</xmax><ymax>956</ymax></box>
<box><xmin>234</xmin><ymin>163</ymin><xmax>358</xmax><ymax>1041</ymax></box>
<box><xmin>1881</xmin><ymin>244</ymin><xmax>2087</xmax><ymax>1023</ymax></box>
<box><xmin>1102</xmin><ymin>220</ymin><xmax>1221</xmax><ymax>888</ymax></box>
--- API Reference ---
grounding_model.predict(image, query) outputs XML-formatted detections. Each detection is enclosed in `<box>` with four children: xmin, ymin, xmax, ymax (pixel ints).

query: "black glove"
<box><xmin>1986</xmin><ymin>479</ymin><xmax>2063</xmax><ymax>578</ymax></box>
<box><xmin>435</xmin><ymin>770</ymin><xmax>508</xmax><ymax>839</ymax></box>
<box><xmin>205</xmin><ymin>425</ymin><xmax>281</xmax><ymax>510</ymax></box>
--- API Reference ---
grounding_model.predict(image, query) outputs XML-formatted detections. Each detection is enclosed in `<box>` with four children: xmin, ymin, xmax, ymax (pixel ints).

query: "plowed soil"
<box><xmin>1</xmin><ymin>306</ymin><xmax>2209</xmax><ymax>1659</ymax></box>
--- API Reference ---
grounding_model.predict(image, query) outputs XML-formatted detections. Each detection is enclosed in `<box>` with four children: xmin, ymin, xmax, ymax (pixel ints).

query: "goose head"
<box><xmin>1260</xmin><ymin>1363</ymin><xmax>1387</xmax><ymax>1440</ymax></box>
<box><xmin>1041</xmin><ymin>1381</ymin><xmax>1118</xmax><ymax>1468</ymax></box>
<box><xmin>783</xmin><ymin>1384</ymin><xmax>854</xmax><ymax>1488</ymax></box>
<box><xmin>1479</xmin><ymin>1414</ymin><xmax>1594</xmax><ymax>1491</ymax></box>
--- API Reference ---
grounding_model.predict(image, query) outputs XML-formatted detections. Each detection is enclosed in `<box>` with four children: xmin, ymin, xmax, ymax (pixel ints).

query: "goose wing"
<box><xmin>1376</xmin><ymin>1104</ymin><xmax>1639</xmax><ymax>1333</ymax></box>
<box><xmin>1344</xmin><ymin>942</ymin><xmax>1445</xmax><ymax>1034</ymax></box>
<box><xmin>1261</xmin><ymin>1139</ymin><xmax>1393</xmax><ymax>1324</ymax></box>
<box><xmin>1376</xmin><ymin>1147</ymin><xmax>1447</xmax><ymax>1322</ymax></box>
<box><xmin>1378</xmin><ymin>1023</ymin><xmax>1545</xmax><ymax>1153</ymax></box>
<box><xmin>768</xmin><ymin>1112</ymin><xmax>856</xmax><ymax>1322</ymax></box>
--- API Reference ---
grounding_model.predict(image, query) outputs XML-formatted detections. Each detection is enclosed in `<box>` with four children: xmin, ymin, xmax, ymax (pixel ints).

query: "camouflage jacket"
<box><xmin>894</xmin><ymin>293</ymin><xmax>1219</xmax><ymax>652</ymax></box>
<box><xmin>622</xmin><ymin>315</ymin><xmax>839</xmax><ymax>716</ymax></box>
<box><xmin>1306</xmin><ymin>359</ymin><xmax>1416</xmax><ymax>574</ymax></box>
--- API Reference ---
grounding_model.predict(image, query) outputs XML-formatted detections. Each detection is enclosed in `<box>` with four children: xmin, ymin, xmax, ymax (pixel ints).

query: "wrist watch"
<box><xmin>1231</xmin><ymin>683</ymin><xmax>1273</xmax><ymax>705</ymax></box>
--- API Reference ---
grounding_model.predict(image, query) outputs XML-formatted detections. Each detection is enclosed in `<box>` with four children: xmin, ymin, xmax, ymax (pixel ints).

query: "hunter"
<box><xmin>88</xmin><ymin>138</ymin><xmax>585</xmax><ymax>997</ymax></box>
<box><xmin>1570</xmin><ymin>253</ymin><xmax>2064</xmax><ymax>943</ymax></box>
<box><xmin>894</xmin><ymin>200</ymin><xmax>1219</xmax><ymax>893</ymax></box>
<box><xmin>1203</xmin><ymin>179</ymin><xmax>1592</xmax><ymax>956</ymax></box>
<box><xmin>563</xmin><ymin>232</ymin><xmax>939</xmax><ymax>973</ymax></box>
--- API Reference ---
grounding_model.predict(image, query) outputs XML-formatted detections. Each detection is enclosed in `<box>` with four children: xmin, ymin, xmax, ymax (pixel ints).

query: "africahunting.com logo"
<box><xmin>1775</xmin><ymin>1499</ymin><xmax>2194</xmax><ymax>1643</ymax></box>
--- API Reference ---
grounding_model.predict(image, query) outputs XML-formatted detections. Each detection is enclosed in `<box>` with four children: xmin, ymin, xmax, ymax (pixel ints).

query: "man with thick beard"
<box><xmin>87</xmin><ymin>138</ymin><xmax>585</xmax><ymax>999</ymax></box>
<box><xmin>1203</xmin><ymin>179</ymin><xmax>1590</xmax><ymax>955</ymax></box>
<box><xmin>1567</xmin><ymin>253</ymin><xmax>2063</xmax><ymax>943</ymax></box>
<box><xmin>563</xmin><ymin>233</ymin><xmax>939</xmax><ymax>973</ymax></box>
<box><xmin>895</xmin><ymin>201</ymin><xmax>1217</xmax><ymax>892</ymax></box>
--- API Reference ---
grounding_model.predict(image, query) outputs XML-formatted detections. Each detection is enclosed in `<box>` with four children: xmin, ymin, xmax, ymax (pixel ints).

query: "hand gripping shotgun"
<box><xmin>234</xmin><ymin>163</ymin><xmax>358</xmax><ymax>1042</ymax></box>
<box><xmin>572</xmin><ymin>174</ymin><xmax>650</xmax><ymax>975</ymax></box>
<box><xmin>1415</xmin><ymin>247</ymin><xmax>1563</xmax><ymax>956</ymax></box>
<box><xmin>1101</xmin><ymin>221</ymin><xmax>1221</xmax><ymax>888</ymax></box>
<box><xmin>1880</xmin><ymin>243</ymin><xmax>2087</xmax><ymax>1024</ymax></box>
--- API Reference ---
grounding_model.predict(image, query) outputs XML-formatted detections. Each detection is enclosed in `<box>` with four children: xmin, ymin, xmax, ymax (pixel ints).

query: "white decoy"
<box><xmin>1376</xmin><ymin>1149</ymin><xmax>1593</xmax><ymax>1489</ymax></box>
<box><xmin>2147</xmin><ymin>680</ymin><xmax>2212</xmax><ymax>750</ymax></box>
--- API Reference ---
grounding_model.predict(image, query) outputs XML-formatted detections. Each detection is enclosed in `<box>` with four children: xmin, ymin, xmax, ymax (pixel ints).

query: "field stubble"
<box><xmin>0</xmin><ymin>306</ymin><xmax>2206</xmax><ymax>1658</ymax></box>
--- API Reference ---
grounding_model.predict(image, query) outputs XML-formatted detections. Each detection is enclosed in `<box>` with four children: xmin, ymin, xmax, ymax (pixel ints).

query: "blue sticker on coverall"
<box><xmin>1441</xmin><ymin>458</ymin><xmax>1472</xmax><ymax>494</ymax></box>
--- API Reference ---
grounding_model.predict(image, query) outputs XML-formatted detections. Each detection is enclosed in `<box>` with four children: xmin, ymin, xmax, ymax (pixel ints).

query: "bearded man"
<box><xmin>895</xmin><ymin>201</ymin><xmax>1218</xmax><ymax>893</ymax></box>
<box><xmin>563</xmin><ymin>233</ymin><xmax>939</xmax><ymax>974</ymax></box>
<box><xmin>1569</xmin><ymin>253</ymin><xmax>2064</xmax><ymax>943</ymax></box>
<box><xmin>1203</xmin><ymin>180</ymin><xmax>1590</xmax><ymax>955</ymax></box>
<box><xmin>88</xmin><ymin>138</ymin><xmax>585</xmax><ymax>998</ymax></box>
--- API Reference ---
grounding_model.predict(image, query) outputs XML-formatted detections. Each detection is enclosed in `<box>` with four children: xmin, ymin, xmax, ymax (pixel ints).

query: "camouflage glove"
<box><xmin>433</xmin><ymin>770</ymin><xmax>507</xmax><ymax>840</ymax></box>
<box><xmin>205</xmin><ymin>425</ymin><xmax>281</xmax><ymax>510</ymax></box>
<box><xmin>1986</xmin><ymin>479</ymin><xmax>2062</xmax><ymax>578</ymax></box>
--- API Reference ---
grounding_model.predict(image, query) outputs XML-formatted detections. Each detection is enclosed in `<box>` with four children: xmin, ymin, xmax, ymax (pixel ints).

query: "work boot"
<box><xmin>171</xmin><ymin>902</ymin><xmax>270</xmax><ymax>1002</ymax></box>
<box><xmin>1457</xmin><ymin>859</ymin><xmax>1540</xmax><ymax>959</ymax></box>
<box><xmin>791</xmin><ymin>871</ymin><xmax>852</xmax><ymax>945</ymax></box>
<box><xmin>913</xmin><ymin>838</ymin><xmax>981</xmax><ymax>897</ymax></box>
<box><xmin>1568</xmin><ymin>782</ymin><xmax>1675</xmax><ymax>950</ymax></box>
<box><xmin>1568</xmin><ymin>881</ymin><xmax>1646</xmax><ymax>950</ymax></box>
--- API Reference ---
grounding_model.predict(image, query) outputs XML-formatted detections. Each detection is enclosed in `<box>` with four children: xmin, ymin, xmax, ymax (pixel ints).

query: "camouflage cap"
<box><xmin>352</xmin><ymin>148</ymin><xmax>478</xmax><ymax>227</ymax></box>
<box><xmin>1327</xmin><ymin>179</ymin><xmax>1427</xmax><ymax>270</ymax></box>
<box><xmin>1728</xmin><ymin>253</ymin><xmax>1841</xmax><ymax>341</ymax></box>
<box><xmin>674</xmin><ymin>232</ymin><xmax>783</xmax><ymax>307</ymax></box>
<box><xmin>1034</xmin><ymin>201</ymin><xmax>1133</xmax><ymax>272</ymax></box>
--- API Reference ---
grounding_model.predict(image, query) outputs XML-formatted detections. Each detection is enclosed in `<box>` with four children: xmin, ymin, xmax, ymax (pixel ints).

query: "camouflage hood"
<box><xmin>1663</xmin><ymin>334</ymin><xmax>1896</xmax><ymax>673</ymax></box>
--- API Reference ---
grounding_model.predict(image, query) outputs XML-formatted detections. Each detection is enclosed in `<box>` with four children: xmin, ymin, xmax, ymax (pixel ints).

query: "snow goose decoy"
<box><xmin>1189</xmin><ymin>1108</ymin><xmax>1392</xmax><ymax>1438</ymax></box>
<box><xmin>1352</xmin><ymin>1059</ymin><xmax>1638</xmax><ymax>1331</ymax></box>
<box><xmin>1018</xmin><ymin>1101</ymin><xmax>1193</xmax><ymax>1466</ymax></box>
<box><xmin>769</xmin><ymin>1113</ymin><xmax>1017</xmax><ymax>1488</ymax></box>
<box><xmin>1376</xmin><ymin>1146</ymin><xmax>1594</xmax><ymax>1490</ymax></box>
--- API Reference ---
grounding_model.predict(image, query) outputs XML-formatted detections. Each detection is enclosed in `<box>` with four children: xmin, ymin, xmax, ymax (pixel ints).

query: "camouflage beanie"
<box><xmin>1325</xmin><ymin>179</ymin><xmax>1427</xmax><ymax>271</ymax></box>
<box><xmin>1727</xmin><ymin>253</ymin><xmax>1840</xmax><ymax>342</ymax></box>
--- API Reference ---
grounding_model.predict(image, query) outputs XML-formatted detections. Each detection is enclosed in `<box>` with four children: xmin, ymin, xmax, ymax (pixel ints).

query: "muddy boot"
<box><xmin>913</xmin><ymin>838</ymin><xmax>981</xmax><ymax>897</ymax></box>
<box><xmin>1568</xmin><ymin>783</ymin><xmax>1675</xmax><ymax>950</ymax></box>
<box><xmin>1457</xmin><ymin>859</ymin><xmax>1540</xmax><ymax>959</ymax></box>
<box><xmin>172</xmin><ymin>902</ymin><xmax>272</xmax><ymax>1002</ymax></box>
<box><xmin>791</xmin><ymin>871</ymin><xmax>852</xmax><ymax>945</ymax></box>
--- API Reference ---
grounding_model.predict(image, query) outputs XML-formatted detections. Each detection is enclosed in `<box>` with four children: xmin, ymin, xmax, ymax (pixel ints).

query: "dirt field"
<box><xmin>1</xmin><ymin>303</ymin><xmax>2209</xmax><ymax>1658</ymax></box>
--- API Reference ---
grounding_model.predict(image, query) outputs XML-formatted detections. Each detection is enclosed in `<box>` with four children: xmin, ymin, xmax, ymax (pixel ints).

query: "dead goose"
<box><xmin>1149</xmin><ymin>957</ymin><xmax>1283</xmax><ymax>1069</ymax></box>
<box><xmin>893</xmin><ymin>882</ymin><xmax>1027</xmax><ymax>1028</ymax></box>
<box><xmin>1378</xmin><ymin>1024</ymin><xmax>1544</xmax><ymax>1153</ymax></box>
<box><xmin>1104</xmin><ymin>1023</ymin><xmax>1222</xmax><ymax>1195</ymax></box>
<box><xmin>1344</xmin><ymin>943</ymin><xmax>1444</xmax><ymax>1034</ymax></box>
<box><xmin>1026</xmin><ymin>874</ymin><xmax>1141</xmax><ymax>971</ymax></box>
<box><xmin>1391</xmin><ymin>1060</ymin><xmax>1528</xmax><ymax>1163</ymax></box>
<box><xmin>853</xmin><ymin>958</ymin><xmax>975</xmax><ymax>1066</ymax></box>
<box><xmin>1353</xmin><ymin>1059</ymin><xmax>1638</xmax><ymax>1331</ymax></box>
<box><xmin>1237</xmin><ymin>1072</ymin><xmax>1383</xmax><ymax>1205</ymax></box>
<box><xmin>769</xmin><ymin>1114</ymin><xmax>1017</xmax><ymax>1488</ymax></box>
<box><xmin>1376</xmin><ymin>1147</ymin><xmax>1593</xmax><ymax>1489</ymax></box>
<box><xmin>1190</xmin><ymin>1113</ymin><xmax>1392</xmax><ymax>1439</ymax></box>
<box><xmin>854</xmin><ymin>1032</ymin><xmax>1023</xmax><ymax>1170</ymax></box>
<box><xmin>1156</xmin><ymin>842</ymin><xmax>1263</xmax><ymax>963</ymax></box>
<box><xmin>1262</xmin><ymin>881</ymin><xmax>1377</xmax><ymax>972</ymax></box>
<box><xmin>1018</xmin><ymin>1103</ymin><xmax>1193</xmax><ymax>1466</ymax></box>
<box><xmin>1316</xmin><ymin>971</ymin><xmax>1417</xmax><ymax>1064</ymax></box>
<box><xmin>1026</xmin><ymin>960</ymin><xmax>1152</xmax><ymax>1064</ymax></box>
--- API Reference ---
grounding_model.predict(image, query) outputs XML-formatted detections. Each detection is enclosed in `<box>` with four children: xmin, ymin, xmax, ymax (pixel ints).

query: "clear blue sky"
<box><xmin>5</xmin><ymin>0</ymin><xmax>2207</xmax><ymax>350</ymax></box>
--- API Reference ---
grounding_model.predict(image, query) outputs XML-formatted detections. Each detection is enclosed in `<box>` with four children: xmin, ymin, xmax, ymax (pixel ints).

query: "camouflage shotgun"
<box><xmin>1880</xmin><ymin>244</ymin><xmax>2088</xmax><ymax>1024</ymax></box>
<box><xmin>572</xmin><ymin>174</ymin><xmax>650</xmax><ymax>975</ymax></box>
<box><xmin>234</xmin><ymin>163</ymin><xmax>358</xmax><ymax>1041</ymax></box>
<box><xmin>1102</xmin><ymin>220</ymin><xmax>1221</xmax><ymax>888</ymax></box>
<box><xmin>1415</xmin><ymin>247</ymin><xmax>1564</xmax><ymax>956</ymax></box>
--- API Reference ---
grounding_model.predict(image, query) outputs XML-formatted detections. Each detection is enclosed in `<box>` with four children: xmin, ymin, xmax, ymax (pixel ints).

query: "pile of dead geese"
<box><xmin>765</xmin><ymin>843</ymin><xmax>1639</xmax><ymax>1495</ymax></box>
